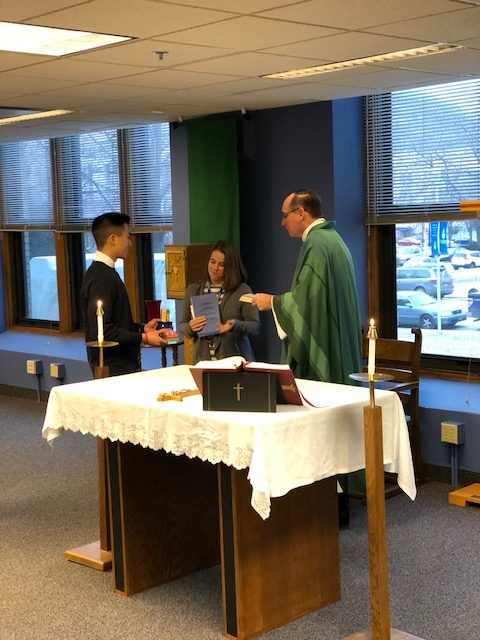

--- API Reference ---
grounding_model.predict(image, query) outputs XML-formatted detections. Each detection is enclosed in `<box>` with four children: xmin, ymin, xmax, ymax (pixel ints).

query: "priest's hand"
<box><xmin>218</xmin><ymin>319</ymin><xmax>235</xmax><ymax>333</ymax></box>
<box><xmin>251</xmin><ymin>293</ymin><xmax>273</xmax><ymax>311</ymax></box>
<box><xmin>189</xmin><ymin>316</ymin><xmax>207</xmax><ymax>333</ymax></box>
<box><xmin>144</xmin><ymin>317</ymin><xmax>161</xmax><ymax>332</ymax></box>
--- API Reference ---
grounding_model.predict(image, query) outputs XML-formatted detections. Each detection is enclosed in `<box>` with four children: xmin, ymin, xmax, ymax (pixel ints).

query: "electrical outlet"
<box><xmin>50</xmin><ymin>363</ymin><xmax>66</xmax><ymax>379</ymax></box>
<box><xmin>441</xmin><ymin>421</ymin><xmax>465</xmax><ymax>445</ymax></box>
<box><xmin>26</xmin><ymin>359</ymin><xmax>43</xmax><ymax>375</ymax></box>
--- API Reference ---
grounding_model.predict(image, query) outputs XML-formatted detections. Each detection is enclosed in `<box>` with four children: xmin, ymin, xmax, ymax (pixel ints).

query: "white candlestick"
<box><xmin>96</xmin><ymin>300</ymin><xmax>104</xmax><ymax>344</ymax></box>
<box><xmin>367</xmin><ymin>318</ymin><xmax>376</xmax><ymax>376</ymax></box>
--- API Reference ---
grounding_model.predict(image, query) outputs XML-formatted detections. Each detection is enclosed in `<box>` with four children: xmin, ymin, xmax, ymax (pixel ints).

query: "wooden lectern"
<box><xmin>165</xmin><ymin>243</ymin><xmax>214</xmax><ymax>299</ymax></box>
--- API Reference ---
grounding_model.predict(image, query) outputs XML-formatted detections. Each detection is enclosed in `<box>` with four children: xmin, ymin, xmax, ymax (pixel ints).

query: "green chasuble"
<box><xmin>273</xmin><ymin>221</ymin><xmax>362</xmax><ymax>384</ymax></box>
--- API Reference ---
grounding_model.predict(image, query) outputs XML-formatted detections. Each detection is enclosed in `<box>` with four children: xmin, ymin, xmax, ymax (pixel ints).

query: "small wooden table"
<box><xmin>159</xmin><ymin>340</ymin><xmax>183</xmax><ymax>368</ymax></box>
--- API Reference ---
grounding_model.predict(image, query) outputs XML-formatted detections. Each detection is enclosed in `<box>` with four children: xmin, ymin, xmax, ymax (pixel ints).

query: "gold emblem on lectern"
<box><xmin>166</xmin><ymin>251</ymin><xmax>185</xmax><ymax>297</ymax></box>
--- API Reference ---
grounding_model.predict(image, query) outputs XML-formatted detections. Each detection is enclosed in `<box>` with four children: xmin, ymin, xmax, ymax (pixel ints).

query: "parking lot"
<box><xmin>397</xmin><ymin>263</ymin><xmax>480</xmax><ymax>358</ymax></box>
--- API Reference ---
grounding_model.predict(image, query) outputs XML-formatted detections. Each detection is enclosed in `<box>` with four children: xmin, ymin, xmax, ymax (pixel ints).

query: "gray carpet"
<box><xmin>1</xmin><ymin>392</ymin><xmax>480</xmax><ymax>640</ymax></box>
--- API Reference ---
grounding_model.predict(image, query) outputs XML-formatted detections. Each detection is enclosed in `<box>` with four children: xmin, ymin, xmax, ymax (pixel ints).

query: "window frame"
<box><xmin>366</xmin><ymin>87</ymin><xmax>480</xmax><ymax>379</ymax></box>
<box><xmin>0</xmin><ymin>124</ymin><xmax>173</xmax><ymax>335</ymax></box>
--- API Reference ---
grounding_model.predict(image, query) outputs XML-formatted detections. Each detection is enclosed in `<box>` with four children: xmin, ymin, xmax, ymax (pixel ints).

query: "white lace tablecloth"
<box><xmin>42</xmin><ymin>365</ymin><xmax>416</xmax><ymax>519</ymax></box>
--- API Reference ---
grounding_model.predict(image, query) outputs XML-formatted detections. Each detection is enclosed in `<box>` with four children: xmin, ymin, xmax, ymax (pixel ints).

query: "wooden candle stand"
<box><xmin>344</xmin><ymin>376</ymin><xmax>423</xmax><ymax>640</ymax></box>
<box><xmin>64</xmin><ymin>341</ymin><xmax>117</xmax><ymax>572</ymax></box>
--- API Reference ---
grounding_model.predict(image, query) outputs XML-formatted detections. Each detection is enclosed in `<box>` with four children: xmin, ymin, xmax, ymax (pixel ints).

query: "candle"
<box><xmin>367</xmin><ymin>318</ymin><xmax>377</xmax><ymax>377</ymax></box>
<box><xmin>96</xmin><ymin>300</ymin><xmax>104</xmax><ymax>344</ymax></box>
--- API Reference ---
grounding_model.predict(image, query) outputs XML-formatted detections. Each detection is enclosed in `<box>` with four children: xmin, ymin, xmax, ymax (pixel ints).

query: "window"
<box><xmin>0</xmin><ymin>139</ymin><xmax>59</xmax><ymax>324</ymax></box>
<box><xmin>23</xmin><ymin>232</ymin><xmax>59</xmax><ymax>322</ymax></box>
<box><xmin>0</xmin><ymin>139</ymin><xmax>53</xmax><ymax>228</ymax></box>
<box><xmin>121</xmin><ymin>125</ymin><xmax>172</xmax><ymax>228</ymax></box>
<box><xmin>151</xmin><ymin>231</ymin><xmax>175</xmax><ymax>325</ymax></box>
<box><xmin>0</xmin><ymin>124</ymin><xmax>173</xmax><ymax>333</ymax></box>
<box><xmin>367</xmin><ymin>79</ymin><xmax>480</xmax><ymax>370</ymax></box>
<box><xmin>395</xmin><ymin>222</ymin><xmax>478</xmax><ymax>361</ymax></box>
<box><xmin>57</xmin><ymin>130</ymin><xmax>121</xmax><ymax>228</ymax></box>
<box><xmin>367</xmin><ymin>78</ymin><xmax>480</xmax><ymax>217</ymax></box>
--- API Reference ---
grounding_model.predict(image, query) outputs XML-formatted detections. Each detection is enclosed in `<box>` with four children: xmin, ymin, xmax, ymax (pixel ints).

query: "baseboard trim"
<box><xmin>423</xmin><ymin>463</ymin><xmax>480</xmax><ymax>487</ymax></box>
<box><xmin>0</xmin><ymin>384</ymin><xmax>49</xmax><ymax>402</ymax></box>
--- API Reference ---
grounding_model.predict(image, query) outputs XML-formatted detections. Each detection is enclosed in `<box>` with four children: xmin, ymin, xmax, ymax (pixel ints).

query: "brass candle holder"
<box><xmin>349</xmin><ymin>372</ymin><xmax>394</xmax><ymax>407</ymax></box>
<box><xmin>85</xmin><ymin>341</ymin><xmax>118</xmax><ymax>376</ymax></box>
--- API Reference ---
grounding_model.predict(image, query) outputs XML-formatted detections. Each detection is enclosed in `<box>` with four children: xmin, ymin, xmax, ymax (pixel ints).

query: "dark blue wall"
<box><xmin>238</xmin><ymin>98</ymin><xmax>367</xmax><ymax>362</ymax></box>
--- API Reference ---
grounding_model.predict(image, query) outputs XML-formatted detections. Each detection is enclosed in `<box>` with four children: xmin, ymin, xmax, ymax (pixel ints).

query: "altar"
<box><xmin>42</xmin><ymin>365</ymin><xmax>416</xmax><ymax>640</ymax></box>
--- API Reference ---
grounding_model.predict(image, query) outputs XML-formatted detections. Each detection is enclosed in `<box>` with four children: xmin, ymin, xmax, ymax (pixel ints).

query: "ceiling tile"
<box><xmin>1</xmin><ymin>59</ymin><xmax>154</xmax><ymax>82</ymax></box>
<box><xmin>176</xmin><ymin>51</ymin><xmax>325</xmax><ymax>76</ymax></box>
<box><xmin>263</xmin><ymin>32</ymin><xmax>431</xmax><ymax>62</ymax></box>
<box><xmin>103</xmin><ymin>67</ymin><xmax>244</xmax><ymax>89</ymax></box>
<box><xmin>157</xmin><ymin>0</ymin><xmax>306</xmax><ymax>13</ymax></box>
<box><xmin>1</xmin><ymin>0</ymin><xmax>480</xmax><ymax>141</ymax></box>
<box><xmin>366</xmin><ymin>6</ymin><xmax>480</xmax><ymax>41</ymax></box>
<box><xmin>259</xmin><ymin>0</ymin><xmax>464</xmax><ymax>29</ymax></box>
<box><xmin>0</xmin><ymin>1</ymin><xmax>89</xmax><ymax>23</ymax></box>
<box><xmin>70</xmin><ymin>39</ymin><xmax>231</xmax><ymax>67</ymax></box>
<box><xmin>162</xmin><ymin>15</ymin><xmax>341</xmax><ymax>49</ymax></box>
<box><xmin>22</xmin><ymin>0</ymin><xmax>236</xmax><ymax>38</ymax></box>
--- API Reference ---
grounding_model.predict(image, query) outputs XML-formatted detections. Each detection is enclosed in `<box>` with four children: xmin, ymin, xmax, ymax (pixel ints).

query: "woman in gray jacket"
<box><xmin>179</xmin><ymin>241</ymin><xmax>260</xmax><ymax>363</ymax></box>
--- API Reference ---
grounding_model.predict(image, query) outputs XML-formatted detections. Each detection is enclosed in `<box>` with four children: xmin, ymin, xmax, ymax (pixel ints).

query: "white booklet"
<box><xmin>190</xmin><ymin>293</ymin><xmax>221</xmax><ymax>337</ymax></box>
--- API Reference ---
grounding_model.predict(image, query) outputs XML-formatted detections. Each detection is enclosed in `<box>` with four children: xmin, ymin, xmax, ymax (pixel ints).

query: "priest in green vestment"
<box><xmin>252</xmin><ymin>189</ymin><xmax>364</xmax><ymax>518</ymax></box>
<box><xmin>252</xmin><ymin>189</ymin><xmax>362</xmax><ymax>384</ymax></box>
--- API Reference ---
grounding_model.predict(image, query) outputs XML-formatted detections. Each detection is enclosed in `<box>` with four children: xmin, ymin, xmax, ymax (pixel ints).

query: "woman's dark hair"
<box><xmin>205</xmin><ymin>241</ymin><xmax>247</xmax><ymax>292</ymax></box>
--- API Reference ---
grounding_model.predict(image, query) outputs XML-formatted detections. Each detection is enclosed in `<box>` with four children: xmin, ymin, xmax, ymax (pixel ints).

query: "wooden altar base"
<box><xmin>448</xmin><ymin>483</ymin><xmax>480</xmax><ymax>508</ymax></box>
<box><xmin>64</xmin><ymin>540</ymin><xmax>112</xmax><ymax>571</ymax></box>
<box><xmin>344</xmin><ymin>630</ymin><xmax>424</xmax><ymax>639</ymax></box>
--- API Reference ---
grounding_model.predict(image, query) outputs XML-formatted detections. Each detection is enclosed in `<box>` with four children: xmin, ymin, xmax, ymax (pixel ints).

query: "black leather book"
<box><xmin>202</xmin><ymin>370</ymin><xmax>277</xmax><ymax>412</ymax></box>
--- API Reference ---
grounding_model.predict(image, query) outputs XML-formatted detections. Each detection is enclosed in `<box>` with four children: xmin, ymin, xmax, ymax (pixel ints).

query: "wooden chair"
<box><xmin>362</xmin><ymin>327</ymin><xmax>424</xmax><ymax>489</ymax></box>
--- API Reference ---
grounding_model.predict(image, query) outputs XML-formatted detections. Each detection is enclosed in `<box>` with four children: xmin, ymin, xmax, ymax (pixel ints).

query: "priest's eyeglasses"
<box><xmin>281</xmin><ymin>206</ymin><xmax>301</xmax><ymax>219</ymax></box>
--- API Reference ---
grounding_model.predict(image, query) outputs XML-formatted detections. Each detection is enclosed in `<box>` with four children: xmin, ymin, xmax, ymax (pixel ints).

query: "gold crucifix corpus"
<box><xmin>233</xmin><ymin>382</ymin><xmax>244</xmax><ymax>401</ymax></box>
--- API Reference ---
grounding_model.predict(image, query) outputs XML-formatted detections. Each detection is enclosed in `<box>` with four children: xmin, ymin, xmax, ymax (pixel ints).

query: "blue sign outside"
<box><xmin>439</xmin><ymin>221</ymin><xmax>448</xmax><ymax>254</ymax></box>
<box><xmin>430</xmin><ymin>221</ymin><xmax>448</xmax><ymax>256</ymax></box>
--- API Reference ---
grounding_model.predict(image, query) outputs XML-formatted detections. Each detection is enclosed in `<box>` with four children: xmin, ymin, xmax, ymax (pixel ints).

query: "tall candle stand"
<box><xmin>64</xmin><ymin>340</ymin><xmax>117</xmax><ymax>572</ymax></box>
<box><xmin>344</xmin><ymin>373</ymin><xmax>424</xmax><ymax>640</ymax></box>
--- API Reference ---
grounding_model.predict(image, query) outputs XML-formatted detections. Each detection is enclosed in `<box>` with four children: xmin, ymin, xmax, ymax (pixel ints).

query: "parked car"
<box><xmin>403</xmin><ymin>256</ymin><xmax>443</xmax><ymax>268</ymax></box>
<box><xmin>397</xmin><ymin>291</ymin><xmax>467</xmax><ymax>329</ymax></box>
<box><xmin>451</xmin><ymin>249</ymin><xmax>480</xmax><ymax>269</ymax></box>
<box><xmin>396</xmin><ymin>265</ymin><xmax>454</xmax><ymax>297</ymax></box>
<box><xmin>454</xmin><ymin>240</ymin><xmax>480</xmax><ymax>251</ymax></box>
<box><xmin>468</xmin><ymin>288</ymin><xmax>480</xmax><ymax>320</ymax></box>
<box><xmin>397</xmin><ymin>237</ymin><xmax>421</xmax><ymax>246</ymax></box>
<box><xmin>396</xmin><ymin>245</ymin><xmax>423</xmax><ymax>266</ymax></box>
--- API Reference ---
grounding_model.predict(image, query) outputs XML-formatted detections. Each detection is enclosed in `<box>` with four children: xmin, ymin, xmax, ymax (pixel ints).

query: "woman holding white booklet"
<box><xmin>179</xmin><ymin>242</ymin><xmax>260</xmax><ymax>363</ymax></box>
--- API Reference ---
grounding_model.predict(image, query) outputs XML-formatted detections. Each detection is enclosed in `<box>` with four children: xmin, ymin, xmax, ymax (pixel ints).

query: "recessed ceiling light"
<box><xmin>0</xmin><ymin>109</ymin><xmax>74</xmax><ymax>126</ymax></box>
<box><xmin>263</xmin><ymin>43</ymin><xmax>463</xmax><ymax>80</ymax></box>
<box><xmin>0</xmin><ymin>21</ymin><xmax>132</xmax><ymax>56</ymax></box>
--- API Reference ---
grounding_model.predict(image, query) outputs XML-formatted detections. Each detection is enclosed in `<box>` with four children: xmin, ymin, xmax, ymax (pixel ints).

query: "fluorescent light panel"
<box><xmin>0</xmin><ymin>109</ymin><xmax>73</xmax><ymax>126</ymax></box>
<box><xmin>0</xmin><ymin>21</ymin><xmax>131</xmax><ymax>56</ymax></box>
<box><xmin>263</xmin><ymin>43</ymin><xmax>463</xmax><ymax>80</ymax></box>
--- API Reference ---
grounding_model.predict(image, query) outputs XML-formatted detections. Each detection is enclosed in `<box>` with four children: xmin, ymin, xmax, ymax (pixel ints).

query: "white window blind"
<box><xmin>0</xmin><ymin>139</ymin><xmax>53</xmax><ymax>229</ymax></box>
<box><xmin>120</xmin><ymin>124</ymin><xmax>172</xmax><ymax>230</ymax></box>
<box><xmin>56</xmin><ymin>129</ymin><xmax>120</xmax><ymax>230</ymax></box>
<box><xmin>367</xmin><ymin>78</ymin><xmax>480</xmax><ymax>220</ymax></box>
